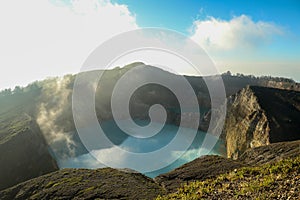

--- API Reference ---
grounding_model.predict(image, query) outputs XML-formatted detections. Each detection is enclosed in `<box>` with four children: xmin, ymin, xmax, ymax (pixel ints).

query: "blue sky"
<box><xmin>115</xmin><ymin>0</ymin><xmax>300</xmax><ymax>68</ymax></box>
<box><xmin>0</xmin><ymin>0</ymin><xmax>299</xmax><ymax>89</ymax></box>
<box><xmin>115</xmin><ymin>0</ymin><xmax>300</xmax><ymax>34</ymax></box>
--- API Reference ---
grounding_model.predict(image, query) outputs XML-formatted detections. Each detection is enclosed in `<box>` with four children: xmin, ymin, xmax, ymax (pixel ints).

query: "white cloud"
<box><xmin>0</xmin><ymin>0</ymin><xmax>138</xmax><ymax>89</ymax></box>
<box><xmin>190</xmin><ymin>15</ymin><xmax>283</xmax><ymax>51</ymax></box>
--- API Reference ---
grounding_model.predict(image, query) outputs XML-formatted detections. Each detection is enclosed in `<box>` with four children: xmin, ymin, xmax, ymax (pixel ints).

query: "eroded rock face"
<box><xmin>224</xmin><ymin>86</ymin><xmax>300</xmax><ymax>159</ymax></box>
<box><xmin>224</xmin><ymin>86</ymin><xmax>270</xmax><ymax>159</ymax></box>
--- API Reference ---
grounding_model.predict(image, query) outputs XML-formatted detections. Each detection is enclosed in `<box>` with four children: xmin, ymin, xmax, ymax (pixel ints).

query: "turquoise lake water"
<box><xmin>58</xmin><ymin>120</ymin><xmax>225</xmax><ymax>178</ymax></box>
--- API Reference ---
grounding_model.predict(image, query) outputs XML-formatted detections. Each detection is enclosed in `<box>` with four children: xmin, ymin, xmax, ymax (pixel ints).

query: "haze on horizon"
<box><xmin>0</xmin><ymin>0</ymin><xmax>299</xmax><ymax>90</ymax></box>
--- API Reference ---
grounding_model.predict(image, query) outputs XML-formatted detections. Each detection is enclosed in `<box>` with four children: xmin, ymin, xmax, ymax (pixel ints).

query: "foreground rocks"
<box><xmin>155</xmin><ymin>140</ymin><xmax>300</xmax><ymax>194</ymax></box>
<box><xmin>0</xmin><ymin>140</ymin><xmax>299</xmax><ymax>199</ymax></box>
<box><xmin>0</xmin><ymin>168</ymin><xmax>165</xmax><ymax>200</ymax></box>
<box><xmin>154</xmin><ymin>155</ymin><xmax>246</xmax><ymax>193</ymax></box>
<box><xmin>157</xmin><ymin>156</ymin><xmax>300</xmax><ymax>200</ymax></box>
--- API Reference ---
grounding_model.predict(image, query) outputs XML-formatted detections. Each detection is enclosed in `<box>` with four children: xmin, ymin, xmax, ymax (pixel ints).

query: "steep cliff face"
<box><xmin>224</xmin><ymin>86</ymin><xmax>270</xmax><ymax>159</ymax></box>
<box><xmin>0</xmin><ymin>114</ymin><xmax>58</xmax><ymax>190</ymax></box>
<box><xmin>0</xmin><ymin>86</ymin><xmax>59</xmax><ymax>190</ymax></box>
<box><xmin>224</xmin><ymin>86</ymin><xmax>300</xmax><ymax>159</ymax></box>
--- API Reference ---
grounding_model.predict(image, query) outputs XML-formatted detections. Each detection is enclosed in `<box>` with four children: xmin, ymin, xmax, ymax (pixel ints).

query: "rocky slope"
<box><xmin>157</xmin><ymin>155</ymin><xmax>300</xmax><ymax>200</ymax></box>
<box><xmin>157</xmin><ymin>140</ymin><xmax>300</xmax><ymax>200</ymax></box>
<box><xmin>155</xmin><ymin>140</ymin><xmax>300</xmax><ymax>194</ymax></box>
<box><xmin>0</xmin><ymin>168</ymin><xmax>165</xmax><ymax>200</ymax></box>
<box><xmin>154</xmin><ymin>155</ymin><xmax>246</xmax><ymax>193</ymax></box>
<box><xmin>0</xmin><ymin>88</ymin><xmax>58</xmax><ymax>190</ymax></box>
<box><xmin>0</xmin><ymin>113</ymin><xmax>58</xmax><ymax>191</ymax></box>
<box><xmin>1</xmin><ymin>140</ymin><xmax>299</xmax><ymax>199</ymax></box>
<box><xmin>224</xmin><ymin>86</ymin><xmax>300</xmax><ymax>159</ymax></box>
<box><xmin>239</xmin><ymin>140</ymin><xmax>300</xmax><ymax>165</ymax></box>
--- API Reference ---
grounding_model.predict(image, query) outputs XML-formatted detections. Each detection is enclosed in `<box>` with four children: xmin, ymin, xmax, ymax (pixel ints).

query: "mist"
<box><xmin>36</xmin><ymin>75</ymin><xmax>77</xmax><ymax>159</ymax></box>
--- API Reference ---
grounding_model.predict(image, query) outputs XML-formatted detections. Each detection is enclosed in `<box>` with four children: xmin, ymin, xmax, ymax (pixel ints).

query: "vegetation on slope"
<box><xmin>156</xmin><ymin>156</ymin><xmax>300</xmax><ymax>200</ymax></box>
<box><xmin>154</xmin><ymin>155</ymin><xmax>246</xmax><ymax>193</ymax></box>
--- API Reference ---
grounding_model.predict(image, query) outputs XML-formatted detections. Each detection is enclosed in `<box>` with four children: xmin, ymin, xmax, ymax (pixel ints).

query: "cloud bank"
<box><xmin>190</xmin><ymin>15</ymin><xmax>283</xmax><ymax>51</ymax></box>
<box><xmin>0</xmin><ymin>0</ymin><xmax>138</xmax><ymax>89</ymax></box>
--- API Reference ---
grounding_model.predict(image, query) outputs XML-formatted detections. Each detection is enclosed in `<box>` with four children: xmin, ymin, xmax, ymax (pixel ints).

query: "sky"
<box><xmin>0</xmin><ymin>0</ymin><xmax>299</xmax><ymax>89</ymax></box>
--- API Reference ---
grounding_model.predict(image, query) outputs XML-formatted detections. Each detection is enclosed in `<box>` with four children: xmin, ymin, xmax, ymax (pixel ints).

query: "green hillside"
<box><xmin>157</xmin><ymin>156</ymin><xmax>300</xmax><ymax>200</ymax></box>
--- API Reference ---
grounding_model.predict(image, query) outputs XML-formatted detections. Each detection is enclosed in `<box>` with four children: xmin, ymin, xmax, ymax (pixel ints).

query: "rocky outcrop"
<box><xmin>224</xmin><ymin>86</ymin><xmax>300</xmax><ymax>159</ymax></box>
<box><xmin>0</xmin><ymin>168</ymin><xmax>165</xmax><ymax>200</ymax></box>
<box><xmin>224</xmin><ymin>86</ymin><xmax>270</xmax><ymax>159</ymax></box>
<box><xmin>0</xmin><ymin>114</ymin><xmax>58</xmax><ymax>190</ymax></box>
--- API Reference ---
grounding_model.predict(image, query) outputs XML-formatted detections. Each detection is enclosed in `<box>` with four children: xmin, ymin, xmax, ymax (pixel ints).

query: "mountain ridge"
<box><xmin>0</xmin><ymin>63</ymin><xmax>299</xmax><ymax>190</ymax></box>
